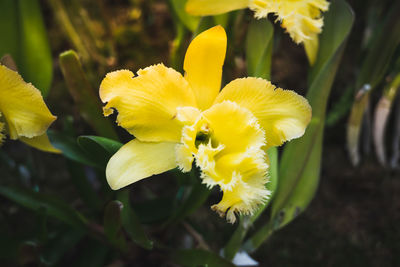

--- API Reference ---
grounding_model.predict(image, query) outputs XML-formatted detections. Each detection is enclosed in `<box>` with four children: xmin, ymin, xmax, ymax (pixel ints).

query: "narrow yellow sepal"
<box><xmin>184</xmin><ymin>26</ymin><xmax>227</xmax><ymax>110</ymax></box>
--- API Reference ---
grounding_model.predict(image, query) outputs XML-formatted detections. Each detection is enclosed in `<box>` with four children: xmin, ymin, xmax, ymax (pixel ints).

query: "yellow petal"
<box><xmin>100</xmin><ymin>64</ymin><xmax>197</xmax><ymax>142</ymax></box>
<box><xmin>0</xmin><ymin>65</ymin><xmax>56</xmax><ymax>140</ymax></box>
<box><xmin>249</xmin><ymin>0</ymin><xmax>329</xmax><ymax>44</ymax></box>
<box><xmin>106</xmin><ymin>139</ymin><xmax>177</xmax><ymax>190</ymax></box>
<box><xmin>215</xmin><ymin>78</ymin><xmax>311</xmax><ymax>148</ymax></box>
<box><xmin>19</xmin><ymin>134</ymin><xmax>61</xmax><ymax>153</ymax></box>
<box><xmin>185</xmin><ymin>0</ymin><xmax>249</xmax><ymax>16</ymax></box>
<box><xmin>304</xmin><ymin>34</ymin><xmax>319</xmax><ymax>65</ymax></box>
<box><xmin>184</xmin><ymin>26</ymin><xmax>227</xmax><ymax>110</ymax></box>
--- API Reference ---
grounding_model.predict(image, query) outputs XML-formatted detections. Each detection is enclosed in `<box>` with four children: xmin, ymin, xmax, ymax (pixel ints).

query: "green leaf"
<box><xmin>170</xmin><ymin>23</ymin><xmax>187</xmax><ymax>72</ymax></box>
<box><xmin>117</xmin><ymin>190</ymin><xmax>153</xmax><ymax>250</ymax></box>
<box><xmin>0</xmin><ymin>0</ymin><xmax>53</xmax><ymax>96</ymax></box>
<box><xmin>194</xmin><ymin>16</ymin><xmax>217</xmax><ymax>36</ymax></box>
<box><xmin>59</xmin><ymin>50</ymin><xmax>119</xmax><ymax>140</ymax></box>
<box><xmin>18</xmin><ymin>0</ymin><xmax>53</xmax><ymax>96</ymax></box>
<box><xmin>0</xmin><ymin>186</ymin><xmax>88</xmax><ymax>229</ymax></box>
<box><xmin>355</xmin><ymin>2</ymin><xmax>400</xmax><ymax>90</ymax></box>
<box><xmin>169</xmin><ymin>0</ymin><xmax>200</xmax><ymax>32</ymax></box>
<box><xmin>0</xmin><ymin>0</ymin><xmax>18</xmax><ymax>61</ymax></box>
<box><xmin>77</xmin><ymin>135</ymin><xmax>123</xmax><ymax>167</ymax></box>
<box><xmin>213</xmin><ymin>14</ymin><xmax>230</xmax><ymax>29</ymax></box>
<box><xmin>48</xmin><ymin>130</ymin><xmax>101</xmax><ymax>169</ymax></box>
<box><xmin>172</xmin><ymin>249</ymin><xmax>236</xmax><ymax>267</ymax></box>
<box><xmin>245</xmin><ymin>18</ymin><xmax>274</xmax><ymax>80</ymax></box>
<box><xmin>244</xmin><ymin>0</ymin><xmax>354</xmax><ymax>252</ymax></box>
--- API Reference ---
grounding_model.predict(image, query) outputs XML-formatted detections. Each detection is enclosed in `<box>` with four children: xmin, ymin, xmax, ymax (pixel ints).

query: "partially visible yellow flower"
<box><xmin>185</xmin><ymin>0</ymin><xmax>330</xmax><ymax>65</ymax></box>
<box><xmin>100</xmin><ymin>26</ymin><xmax>311</xmax><ymax>223</ymax></box>
<box><xmin>0</xmin><ymin>64</ymin><xmax>59</xmax><ymax>153</ymax></box>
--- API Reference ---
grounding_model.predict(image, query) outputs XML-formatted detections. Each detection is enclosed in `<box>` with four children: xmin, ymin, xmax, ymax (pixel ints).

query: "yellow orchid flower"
<box><xmin>100</xmin><ymin>26</ymin><xmax>311</xmax><ymax>223</ymax></box>
<box><xmin>185</xmin><ymin>0</ymin><xmax>330</xmax><ymax>65</ymax></box>
<box><xmin>0</xmin><ymin>64</ymin><xmax>59</xmax><ymax>153</ymax></box>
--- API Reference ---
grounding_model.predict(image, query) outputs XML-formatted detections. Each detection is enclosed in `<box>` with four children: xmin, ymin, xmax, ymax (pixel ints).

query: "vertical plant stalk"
<box><xmin>223</xmin><ymin>19</ymin><xmax>274</xmax><ymax>261</ymax></box>
<box><xmin>47</xmin><ymin>0</ymin><xmax>90</xmax><ymax>62</ymax></box>
<box><xmin>243</xmin><ymin>0</ymin><xmax>354</xmax><ymax>253</ymax></box>
<box><xmin>17</xmin><ymin>0</ymin><xmax>53</xmax><ymax>96</ymax></box>
<box><xmin>0</xmin><ymin>0</ymin><xmax>19</xmax><ymax>62</ymax></box>
<box><xmin>347</xmin><ymin>85</ymin><xmax>371</xmax><ymax>166</ymax></box>
<box><xmin>69</xmin><ymin>0</ymin><xmax>109</xmax><ymax>66</ymax></box>
<box><xmin>169</xmin><ymin>23</ymin><xmax>186</xmax><ymax>71</ymax></box>
<box><xmin>373</xmin><ymin>73</ymin><xmax>400</xmax><ymax>166</ymax></box>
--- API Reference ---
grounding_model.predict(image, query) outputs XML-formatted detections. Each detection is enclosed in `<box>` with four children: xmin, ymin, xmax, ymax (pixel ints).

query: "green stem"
<box><xmin>242</xmin><ymin>220</ymin><xmax>274</xmax><ymax>253</ymax></box>
<box><xmin>47</xmin><ymin>0</ymin><xmax>90</xmax><ymax>62</ymax></box>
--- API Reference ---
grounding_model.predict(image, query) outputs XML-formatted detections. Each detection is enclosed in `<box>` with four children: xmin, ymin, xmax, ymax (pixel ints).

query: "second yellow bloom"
<box><xmin>185</xmin><ymin>0</ymin><xmax>330</xmax><ymax>64</ymax></box>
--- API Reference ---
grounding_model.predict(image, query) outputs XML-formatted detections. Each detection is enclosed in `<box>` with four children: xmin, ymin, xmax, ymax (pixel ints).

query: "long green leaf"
<box><xmin>0</xmin><ymin>0</ymin><xmax>18</xmax><ymax>61</ymax></box>
<box><xmin>77</xmin><ymin>135</ymin><xmax>123</xmax><ymax>167</ymax></box>
<box><xmin>78</xmin><ymin>135</ymin><xmax>122</xmax><ymax>155</ymax></box>
<box><xmin>18</xmin><ymin>0</ymin><xmax>53</xmax><ymax>96</ymax></box>
<box><xmin>245</xmin><ymin>19</ymin><xmax>273</xmax><ymax>79</ymax></box>
<box><xmin>48</xmin><ymin>131</ymin><xmax>102</xmax><ymax>169</ymax></box>
<box><xmin>0</xmin><ymin>186</ymin><xmax>88</xmax><ymax>229</ymax></box>
<box><xmin>244</xmin><ymin>0</ymin><xmax>354</xmax><ymax>252</ymax></box>
<box><xmin>169</xmin><ymin>0</ymin><xmax>200</xmax><ymax>32</ymax></box>
<box><xmin>59</xmin><ymin>50</ymin><xmax>119</xmax><ymax>140</ymax></box>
